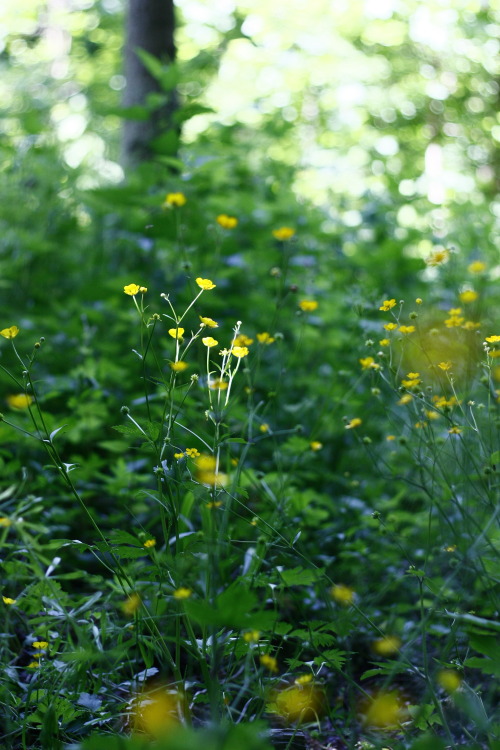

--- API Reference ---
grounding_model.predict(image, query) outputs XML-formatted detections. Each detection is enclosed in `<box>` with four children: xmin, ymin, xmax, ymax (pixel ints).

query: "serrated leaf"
<box><xmin>313</xmin><ymin>649</ymin><xmax>347</xmax><ymax>670</ymax></box>
<box><xmin>280</xmin><ymin>567</ymin><xmax>322</xmax><ymax>587</ymax></box>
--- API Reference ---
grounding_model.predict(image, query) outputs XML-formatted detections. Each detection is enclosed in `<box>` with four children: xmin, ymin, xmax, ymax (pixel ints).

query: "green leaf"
<box><xmin>313</xmin><ymin>649</ymin><xmax>347</xmax><ymax>670</ymax></box>
<box><xmin>409</xmin><ymin>736</ymin><xmax>447</xmax><ymax>750</ymax></box>
<box><xmin>173</xmin><ymin>103</ymin><xmax>214</xmax><ymax>125</ymax></box>
<box><xmin>280</xmin><ymin>567</ymin><xmax>322</xmax><ymax>587</ymax></box>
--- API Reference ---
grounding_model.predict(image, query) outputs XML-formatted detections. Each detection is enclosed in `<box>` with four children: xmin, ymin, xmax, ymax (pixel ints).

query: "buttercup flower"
<box><xmin>216</xmin><ymin>214</ymin><xmax>238</xmax><ymax>229</ymax></box>
<box><xmin>360</xmin><ymin>357</ymin><xmax>380</xmax><ymax>370</ymax></box>
<box><xmin>233</xmin><ymin>334</ymin><xmax>253</xmax><ymax>346</ymax></box>
<box><xmin>122</xmin><ymin>592</ymin><xmax>141</xmax><ymax>615</ymax></box>
<box><xmin>209</xmin><ymin>378</ymin><xmax>228</xmax><ymax>390</ymax></box>
<box><xmin>331</xmin><ymin>584</ymin><xmax>355</xmax><ymax>605</ymax></box>
<box><xmin>485</xmin><ymin>335</ymin><xmax>500</xmax><ymax>343</ymax></box>
<box><xmin>384</xmin><ymin>322</ymin><xmax>398</xmax><ymax>331</ymax></box>
<box><xmin>272</xmin><ymin>227</ymin><xmax>295</xmax><ymax>241</ymax></box>
<box><xmin>345</xmin><ymin>418</ymin><xmax>362</xmax><ymax>429</ymax></box>
<box><xmin>459</xmin><ymin>290</ymin><xmax>478</xmax><ymax>304</ymax></box>
<box><xmin>372</xmin><ymin>636</ymin><xmax>401</xmax><ymax>656</ymax></box>
<box><xmin>257</xmin><ymin>332</ymin><xmax>275</xmax><ymax>344</ymax></box>
<box><xmin>438</xmin><ymin>361</ymin><xmax>452</xmax><ymax>371</ymax></box>
<box><xmin>170</xmin><ymin>361</ymin><xmax>189</xmax><ymax>372</ymax></box>
<box><xmin>379</xmin><ymin>299</ymin><xmax>396</xmax><ymax>311</ymax></box>
<box><xmin>243</xmin><ymin>630</ymin><xmax>260</xmax><ymax>643</ymax></box>
<box><xmin>0</xmin><ymin>518</ymin><xmax>12</xmax><ymax>527</ymax></box>
<box><xmin>260</xmin><ymin>654</ymin><xmax>279</xmax><ymax>673</ymax></box>
<box><xmin>437</xmin><ymin>669</ymin><xmax>462</xmax><ymax>693</ymax></box>
<box><xmin>196</xmin><ymin>277</ymin><xmax>216</xmax><ymax>290</ymax></box>
<box><xmin>173</xmin><ymin>587</ymin><xmax>192</xmax><ymax>600</ymax></box>
<box><xmin>168</xmin><ymin>327</ymin><xmax>185</xmax><ymax>339</ymax></box>
<box><xmin>362</xmin><ymin>691</ymin><xmax>406</xmax><ymax>728</ymax></box>
<box><xmin>199</xmin><ymin>316</ymin><xmax>218</xmax><ymax>328</ymax></box>
<box><xmin>174</xmin><ymin>452</ymin><xmax>185</xmax><ymax>459</ymax></box>
<box><xmin>2</xmin><ymin>596</ymin><xmax>16</xmax><ymax>605</ymax></box>
<box><xmin>232</xmin><ymin>346</ymin><xmax>249</xmax><ymax>358</ymax></box>
<box><xmin>202</xmin><ymin>336</ymin><xmax>218</xmax><ymax>348</ymax></box>
<box><xmin>124</xmin><ymin>284</ymin><xmax>140</xmax><ymax>296</ymax></box>
<box><xmin>1</xmin><ymin>326</ymin><xmax>19</xmax><ymax>339</ymax></box>
<box><xmin>164</xmin><ymin>192</ymin><xmax>186</xmax><ymax>207</ymax></box>
<box><xmin>398</xmin><ymin>325</ymin><xmax>415</xmax><ymax>334</ymax></box>
<box><xmin>310</xmin><ymin>441</ymin><xmax>323</xmax><ymax>451</ymax></box>
<box><xmin>448</xmin><ymin>426</ymin><xmax>462</xmax><ymax>434</ymax></box>
<box><xmin>298</xmin><ymin>300</ymin><xmax>318</xmax><ymax>312</ymax></box>
<box><xmin>379</xmin><ymin>338</ymin><xmax>390</xmax><ymax>346</ymax></box>
<box><xmin>468</xmin><ymin>260</ymin><xmax>486</xmax><ymax>274</ymax></box>
<box><xmin>185</xmin><ymin>448</ymin><xmax>201</xmax><ymax>458</ymax></box>
<box><xmin>143</xmin><ymin>539</ymin><xmax>156</xmax><ymax>548</ymax></box>
<box><xmin>7</xmin><ymin>394</ymin><xmax>33</xmax><ymax>409</ymax></box>
<box><xmin>32</xmin><ymin>641</ymin><xmax>49</xmax><ymax>649</ymax></box>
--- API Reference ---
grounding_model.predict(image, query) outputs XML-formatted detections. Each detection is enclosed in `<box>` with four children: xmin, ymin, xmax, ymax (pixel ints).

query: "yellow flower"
<box><xmin>438</xmin><ymin>361</ymin><xmax>452</xmax><ymax>371</ymax></box>
<box><xmin>386</xmin><ymin>435</ymin><xmax>396</xmax><ymax>441</ymax></box>
<box><xmin>379</xmin><ymin>299</ymin><xmax>396</xmax><ymax>311</ymax></box>
<box><xmin>170</xmin><ymin>361</ymin><xmax>189</xmax><ymax>372</ymax></box>
<box><xmin>274</xmin><ymin>683</ymin><xmax>324</xmax><ymax>723</ymax></box>
<box><xmin>462</xmin><ymin>321</ymin><xmax>480</xmax><ymax>330</ymax></box>
<box><xmin>168</xmin><ymin>327</ymin><xmax>185</xmax><ymax>339</ymax></box>
<box><xmin>2</xmin><ymin>596</ymin><xmax>16</xmax><ymax>605</ymax></box>
<box><xmin>0</xmin><ymin>518</ymin><xmax>12</xmax><ymax>527</ymax></box>
<box><xmin>1</xmin><ymin>325</ymin><xmax>19</xmax><ymax>339</ymax></box>
<box><xmin>209</xmin><ymin>378</ymin><xmax>228</xmax><ymax>390</ymax></box>
<box><xmin>433</xmin><ymin>395</ymin><xmax>459</xmax><ymax>409</ymax></box>
<box><xmin>143</xmin><ymin>539</ymin><xmax>156</xmax><ymax>548</ymax></box>
<box><xmin>257</xmin><ymin>332</ymin><xmax>275</xmax><ymax>344</ymax></box>
<box><xmin>202</xmin><ymin>336</ymin><xmax>218</xmax><ymax>348</ymax></box>
<box><xmin>362</xmin><ymin>691</ymin><xmax>406</xmax><ymax>729</ymax></box>
<box><xmin>7</xmin><ymin>394</ymin><xmax>33</xmax><ymax>409</ymax></box>
<box><xmin>444</xmin><ymin>544</ymin><xmax>457</xmax><ymax>552</ymax></box>
<box><xmin>372</xmin><ymin>636</ymin><xmax>401</xmax><ymax>656</ymax></box>
<box><xmin>260</xmin><ymin>423</ymin><xmax>269</xmax><ymax>433</ymax></box>
<box><xmin>383</xmin><ymin>322</ymin><xmax>398</xmax><ymax>331</ymax></box>
<box><xmin>27</xmin><ymin>662</ymin><xmax>40</xmax><ymax>668</ymax></box>
<box><xmin>32</xmin><ymin>641</ymin><xmax>49</xmax><ymax>649</ymax></box>
<box><xmin>398</xmin><ymin>394</ymin><xmax>413</xmax><ymax>405</ymax></box>
<box><xmin>468</xmin><ymin>260</ymin><xmax>486</xmax><ymax>274</ymax></box>
<box><xmin>206</xmin><ymin>500</ymin><xmax>223</xmax><ymax>509</ymax></box>
<box><xmin>124</xmin><ymin>284</ymin><xmax>140</xmax><ymax>296</ymax></box>
<box><xmin>122</xmin><ymin>592</ymin><xmax>141</xmax><ymax>615</ymax></box>
<box><xmin>173</xmin><ymin>587</ymin><xmax>192</xmax><ymax>600</ymax></box>
<box><xmin>416</xmin><ymin>298</ymin><xmax>423</xmax><ymax>304</ymax></box>
<box><xmin>131</xmin><ymin>690</ymin><xmax>183</xmax><ymax>737</ymax></box>
<box><xmin>310</xmin><ymin>441</ymin><xmax>323</xmax><ymax>451</ymax></box>
<box><xmin>272</xmin><ymin>227</ymin><xmax>295</xmax><ymax>241</ymax></box>
<box><xmin>345</xmin><ymin>418</ymin><xmax>362</xmax><ymax>429</ymax></box>
<box><xmin>415</xmin><ymin>421</ymin><xmax>427</xmax><ymax>429</ymax></box>
<box><xmin>164</xmin><ymin>192</ymin><xmax>187</xmax><ymax>207</ymax></box>
<box><xmin>448</xmin><ymin>426</ymin><xmax>462</xmax><ymax>434</ymax></box>
<box><xmin>139</xmin><ymin>286</ymin><xmax>147</xmax><ymax>293</ymax></box>
<box><xmin>174</xmin><ymin>452</ymin><xmax>185</xmax><ymax>459</ymax></box>
<box><xmin>459</xmin><ymin>290</ymin><xmax>478</xmax><ymax>304</ymax></box>
<box><xmin>195</xmin><ymin>455</ymin><xmax>217</xmax><ymax>471</ymax></box>
<box><xmin>196</xmin><ymin>277</ymin><xmax>216</xmax><ymax>290</ymax></box>
<box><xmin>199</xmin><ymin>316</ymin><xmax>218</xmax><ymax>328</ymax></box>
<box><xmin>379</xmin><ymin>338</ymin><xmax>390</xmax><ymax>346</ymax></box>
<box><xmin>243</xmin><ymin>630</ymin><xmax>260</xmax><ymax>643</ymax></box>
<box><xmin>331</xmin><ymin>584</ymin><xmax>355</xmax><ymax>605</ymax></box>
<box><xmin>233</xmin><ymin>334</ymin><xmax>253</xmax><ymax>346</ymax></box>
<box><xmin>425</xmin><ymin>410</ymin><xmax>440</xmax><ymax>420</ymax></box>
<box><xmin>445</xmin><ymin>316</ymin><xmax>464</xmax><ymax>328</ymax></box>
<box><xmin>260</xmin><ymin>654</ymin><xmax>279</xmax><ymax>673</ymax></box>
<box><xmin>437</xmin><ymin>669</ymin><xmax>462</xmax><ymax>693</ymax></box>
<box><xmin>294</xmin><ymin>674</ymin><xmax>313</xmax><ymax>686</ymax></box>
<box><xmin>298</xmin><ymin>300</ymin><xmax>318</xmax><ymax>312</ymax></box>
<box><xmin>197</xmin><ymin>470</ymin><xmax>228</xmax><ymax>487</ymax></box>
<box><xmin>232</xmin><ymin>346</ymin><xmax>249</xmax><ymax>358</ymax></box>
<box><xmin>360</xmin><ymin>356</ymin><xmax>380</xmax><ymax>370</ymax></box>
<box><xmin>398</xmin><ymin>325</ymin><xmax>415</xmax><ymax>334</ymax></box>
<box><xmin>216</xmin><ymin>214</ymin><xmax>238</xmax><ymax>229</ymax></box>
<box><xmin>401</xmin><ymin>377</ymin><xmax>420</xmax><ymax>389</ymax></box>
<box><xmin>426</xmin><ymin>248</ymin><xmax>450</xmax><ymax>266</ymax></box>
<box><xmin>185</xmin><ymin>448</ymin><xmax>200</xmax><ymax>458</ymax></box>
<box><xmin>485</xmin><ymin>335</ymin><xmax>500</xmax><ymax>343</ymax></box>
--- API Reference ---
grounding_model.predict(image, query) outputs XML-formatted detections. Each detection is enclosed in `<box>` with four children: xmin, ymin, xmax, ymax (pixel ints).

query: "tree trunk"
<box><xmin>122</xmin><ymin>0</ymin><xmax>177</xmax><ymax>168</ymax></box>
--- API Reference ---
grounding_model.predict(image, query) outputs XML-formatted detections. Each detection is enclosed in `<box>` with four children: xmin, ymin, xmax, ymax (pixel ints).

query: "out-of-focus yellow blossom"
<box><xmin>437</xmin><ymin>669</ymin><xmax>462</xmax><ymax>693</ymax></box>
<box><xmin>273</xmin><ymin>683</ymin><xmax>324</xmax><ymax>723</ymax></box>
<box><xmin>206</xmin><ymin>500</ymin><xmax>223</xmax><ymax>509</ymax></box>
<box><xmin>243</xmin><ymin>630</ymin><xmax>260</xmax><ymax>643</ymax></box>
<box><xmin>433</xmin><ymin>395</ymin><xmax>460</xmax><ymax>409</ymax></box>
<box><xmin>398</xmin><ymin>394</ymin><xmax>413</xmax><ymax>405</ymax></box>
<box><xmin>32</xmin><ymin>641</ymin><xmax>49</xmax><ymax>649</ymax></box>
<box><xmin>438</xmin><ymin>361</ymin><xmax>452</xmax><ymax>371</ymax></box>
<box><xmin>168</xmin><ymin>327</ymin><xmax>184</xmax><ymax>339</ymax></box>
<box><xmin>331</xmin><ymin>584</ymin><xmax>355</xmax><ymax>605</ymax></box>
<box><xmin>415</xmin><ymin>421</ymin><xmax>427</xmax><ymax>429</ymax></box>
<box><xmin>7</xmin><ymin>394</ymin><xmax>33</xmax><ymax>409</ymax></box>
<box><xmin>295</xmin><ymin>674</ymin><xmax>313</xmax><ymax>686</ymax></box>
<box><xmin>124</xmin><ymin>284</ymin><xmax>140</xmax><ymax>296</ymax></box>
<box><xmin>3</xmin><ymin>596</ymin><xmax>16</xmax><ymax>605</ymax></box>
<box><xmin>27</xmin><ymin>661</ymin><xmax>40</xmax><ymax>668</ymax></box>
<box><xmin>416</xmin><ymin>298</ymin><xmax>423</xmax><ymax>304</ymax></box>
<box><xmin>232</xmin><ymin>346</ymin><xmax>249</xmax><ymax>358</ymax></box>
<box><xmin>202</xmin><ymin>336</ymin><xmax>218</xmax><ymax>348</ymax></box>
<box><xmin>173</xmin><ymin>452</ymin><xmax>184</xmax><ymax>460</ymax></box>
<box><xmin>401</xmin><ymin>373</ymin><xmax>421</xmax><ymax>388</ymax></box>
<box><xmin>426</xmin><ymin>248</ymin><xmax>450</xmax><ymax>266</ymax></box>
<box><xmin>459</xmin><ymin>290</ymin><xmax>478</xmax><ymax>304</ymax></box>
<box><xmin>131</xmin><ymin>688</ymin><xmax>183</xmax><ymax>737</ymax></box>
<box><xmin>445</xmin><ymin>313</ymin><xmax>464</xmax><ymax>328</ymax></box>
<box><xmin>372</xmin><ymin>636</ymin><xmax>401</xmax><ymax>656</ymax></box>
<box><xmin>462</xmin><ymin>320</ymin><xmax>480</xmax><ymax>330</ymax></box>
<box><xmin>170</xmin><ymin>361</ymin><xmax>189</xmax><ymax>372</ymax></box>
<box><xmin>259</xmin><ymin>423</ymin><xmax>269</xmax><ymax>433</ymax></box>
<box><xmin>468</xmin><ymin>261</ymin><xmax>486</xmax><ymax>274</ymax></box>
<box><xmin>379</xmin><ymin>338</ymin><xmax>390</xmax><ymax>346</ymax></box>
<box><xmin>444</xmin><ymin>544</ymin><xmax>457</xmax><ymax>552</ymax></box>
<box><xmin>362</xmin><ymin>691</ymin><xmax>406</xmax><ymax>729</ymax></box>
<box><xmin>1</xmin><ymin>325</ymin><xmax>19</xmax><ymax>339</ymax></box>
<box><xmin>272</xmin><ymin>227</ymin><xmax>295</xmax><ymax>241</ymax></box>
<box><xmin>384</xmin><ymin>322</ymin><xmax>398</xmax><ymax>331</ymax></box>
<box><xmin>257</xmin><ymin>332</ymin><xmax>275</xmax><ymax>344</ymax></box>
<box><xmin>345</xmin><ymin>418</ymin><xmax>362</xmax><ymax>430</ymax></box>
<box><xmin>233</xmin><ymin>334</ymin><xmax>253</xmax><ymax>346</ymax></box>
<box><xmin>197</xmin><ymin>470</ymin><xmax>229</xmax><ymax>487</ymax></box>
<box><xmin>448</xmin><ymin>426</ymin><xmax>462</xmax><ymax>435</ymax></box>
<box><xmin>164</xmin><ymin>192</ymin><xmax>186</xmax><ymax>207</ymax></box>
<box><xmin>398</xmin><ymin>325</ymin><xmax>415</xmax><ymax>334</ymax></box>
<box><xmin>379</xmin><ymin>299</ymin><xmax>396</xmax><ymax>311</ymax></box>
<box><xmin>0</xmin><ymin>517</ymin><xmax>12</xmax><ymax>527</ymax></box>
<box><xmin>386</xmin><ymin>435</ymin><xmax>396</xmax><ymax>441</ymax></box>
<box><xmin>209</xmin><ymin>378</ymin><xmax>228</xmax><ymax>390</ymax></box>
<box><xmin>199</xmin><ymin>316</ymin><xmax>218</xmax><ymax>328</ymax></box>
<box><xmin>485</xmin><ymin>335</ymin><xmax>500</xmax><ymax>344</ymax></box>
<box><xmin>143</xmin><ymin>539</ymin><xmax>156</xmax><ymax>548</ymax></box>
<box><xmin>122</xmin><ymin>592</ymin><xmax>141</xmax><ymax>615</ymax></box>
<box><xmin>298</xmin><ymin>300</ymin><xmax>318</xmax><ymax>312</ymax></box>
<box><xmin>260</xmin><ymin>654</ymin><xmax>279</xmax><ymax>673</ymax></box>
<box><xmin>173</xmin><ymin>587</ymin><xmax>192</xmax><ymax>600</ymax></box>
<box><xmin>216</xmin><ymin>214</ymin><xmax>238</xmax><ymax>229</ymax></box>
<box><xmin>360</xmin><ymin>357</ymin><xmax>380</xmax><ymax>370</ymax></box>
<box><xmin>310</xmin><ymin>441</ymin><xmax>323</xmax><ymax>451</ymax></box>
<box><xmin>196</xmin><ymin>277</ymin><xmax>216</xmax><ymax>290</ymax></box>
<box><xmin>185</xmin><ymin>448</ymin><xmax>200</xmax><ymax>458</ymax></box>
<box><xmin>425</xmin><ymin>410</ymin><xmax>440</xmax><ymax>421</ymax></box>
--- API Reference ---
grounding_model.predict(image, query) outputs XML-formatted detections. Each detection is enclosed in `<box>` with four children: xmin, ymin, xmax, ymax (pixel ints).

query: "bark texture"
<box><xmin>123</xmin><ymin>0</ymin><xmax>177</xmax><ymax>167</ymax></box>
